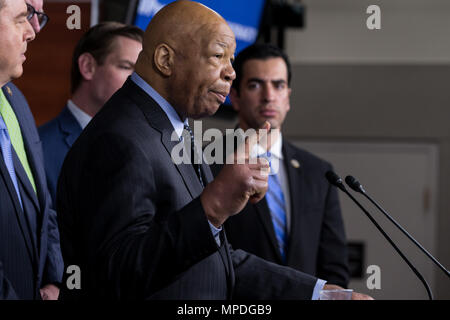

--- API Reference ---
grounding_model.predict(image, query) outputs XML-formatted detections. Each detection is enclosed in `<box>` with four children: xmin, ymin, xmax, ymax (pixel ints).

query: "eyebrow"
<box><xmin>15</xmin><ymin>10</ymin><xmax>29</xmax><ymax>20</ymax></box>
<box><xmin>118</xmin><ymin>60</ymin><xmax>135</xmax><ymax>66</ymax></box>
<box><xmin>247</xmin><ymin>78</ymin><xmax>287</xmax><ymax>84</ymax></box>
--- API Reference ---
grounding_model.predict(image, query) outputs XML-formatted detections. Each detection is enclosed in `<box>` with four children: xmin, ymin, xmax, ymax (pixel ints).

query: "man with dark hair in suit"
<box><xmin>0</xmin><ymin>0</ymin><xmax>62</xmax><ymax>299</ymax></box>
<box><xmin>222</xmin><ymin>43</ymin><xmax>350</xmax><ymax>287</ymax></box>
<box><xmin>57</xmin><ymin>0</ymin><xmax>369</xmax><ymax>300</ymax></box>
<box><xmin>39</xmin><ymin>22</ymin><xmax>143</xmax><ymax>202</ymax></box>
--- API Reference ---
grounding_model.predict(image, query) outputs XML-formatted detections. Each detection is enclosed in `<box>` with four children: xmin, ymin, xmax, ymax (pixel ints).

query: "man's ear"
<box><xmin>229</xmin><ymin>87</ymin><xmax>240</xmax><ymax>112</ymax></box>
<box><xmin>78</xmin><ymin>53</ymin><xmax>97</xmax><ymax>81</ymax></box>
<box><xmin>287</xmin><ymin>87</ymin><xmax>292</xmax><ymax>112</ymax></box>
<box><xmin>154</xmin><ymin>44</ymin><xmax>174</xmax><ymax>77</ymax></box>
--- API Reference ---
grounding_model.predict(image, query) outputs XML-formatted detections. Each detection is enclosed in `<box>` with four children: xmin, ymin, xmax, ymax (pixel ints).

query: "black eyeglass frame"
<box><xmin>26</xmin><ymin>3</ymin><xmax>49</xmax><ymax>29</ymax></box>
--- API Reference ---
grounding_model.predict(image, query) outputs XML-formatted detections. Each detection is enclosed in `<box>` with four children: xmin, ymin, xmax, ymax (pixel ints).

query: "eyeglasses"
<box><xmin>26</xmin><ymin>3</ymin><xmax>49</xmax><ymax>30</ymax></box>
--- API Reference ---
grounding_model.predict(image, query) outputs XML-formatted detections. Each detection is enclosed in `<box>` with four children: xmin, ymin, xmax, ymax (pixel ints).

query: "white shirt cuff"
<box><xmin>311</xmin><ymin>279</ymin><xmax>327</xmax><ymax>300</ymax></box>
<box><xmin>208</xmin><ymin>221</ymin><xmax>222</xmax><ymax>246</ymax></box>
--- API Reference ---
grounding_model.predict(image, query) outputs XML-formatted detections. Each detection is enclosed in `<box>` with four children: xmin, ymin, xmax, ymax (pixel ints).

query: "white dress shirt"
<box><xmin>67</xmin><ymin>99</ymin><xmax>92</xmax><ymax>130</ymax></box>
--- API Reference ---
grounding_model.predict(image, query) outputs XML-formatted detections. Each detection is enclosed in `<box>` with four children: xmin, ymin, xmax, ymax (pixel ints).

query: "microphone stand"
<box><xmin>345</xmin><ymin>175</ymin><xmax>450</xmax><ymax>279</ymax></box>
<box><xmin>326</xmin><ymin>172</ymin><xmax>433</xmax><ymax>300</ymax></box>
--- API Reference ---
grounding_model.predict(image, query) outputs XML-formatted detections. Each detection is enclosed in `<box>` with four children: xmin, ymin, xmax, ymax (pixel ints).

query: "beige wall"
<box><xmin>286</xmin><ymin>0</ymin><xmax>450</xmax><ymax>64</ymax></box>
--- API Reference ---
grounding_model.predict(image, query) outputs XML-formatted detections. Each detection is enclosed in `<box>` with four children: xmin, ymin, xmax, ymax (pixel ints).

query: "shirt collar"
<box><xmin>269</xmin><ymin>133</ymin><xmax>283</xmax><ymax>160</ymax></box>
<box><xmin>130</xmin><ymin>72</ymin><xmax>187</xmax><ymax>139</ymax></box>
<box><xmin>243</xmin><ymin>125</ymin><xmax>283</xmax><ymax>160</ymax></box>
<box><xmin>67</xmin><ymin>99</ymin><xmax>92</xmax><ymax>130</ymax></box>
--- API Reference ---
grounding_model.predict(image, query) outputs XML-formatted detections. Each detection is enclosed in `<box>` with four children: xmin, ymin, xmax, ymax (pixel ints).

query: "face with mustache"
<box><xmin>167</xmin><ymin>21</ymin><xmax>236</xmax><ymax>120</ymax></box>
<box><xmin>231</xmin><ymin>57</ymin><xmax>291</xmax><ymax>131</ymax></box>
<box><xmin>0</xmin><ymin>0</ymin><xmax>35</xmax><ymax>86</ymax></box>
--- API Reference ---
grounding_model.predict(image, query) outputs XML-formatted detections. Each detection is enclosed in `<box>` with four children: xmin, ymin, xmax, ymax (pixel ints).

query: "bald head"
<box><xmin>135</xmin><ymin>0</ymin><xmax>236</xmax><ymax>120</ymax></box>
<box><xmin>140</xmin><ymin>1</ymin><xmax>224</xmax><ymax>55</ymax></box>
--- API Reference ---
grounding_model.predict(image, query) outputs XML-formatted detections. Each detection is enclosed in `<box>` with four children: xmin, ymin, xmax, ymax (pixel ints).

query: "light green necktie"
<box><xmin>0</xmin><ymin>89</ymin><xmax>37</xmax><ymax>194</ymax></box>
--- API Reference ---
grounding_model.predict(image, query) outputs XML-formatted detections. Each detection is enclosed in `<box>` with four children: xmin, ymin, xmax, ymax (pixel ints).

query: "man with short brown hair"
<box><xmin>39</xmin><ymin>22</ymin><xmax>143</xmax><ymax>202</ymax></box>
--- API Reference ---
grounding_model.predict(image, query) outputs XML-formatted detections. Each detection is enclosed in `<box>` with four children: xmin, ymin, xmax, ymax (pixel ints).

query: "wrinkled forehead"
<box><xmin>194</xmin><ymin>21</ymin><xmax>236</xmax><ymax>52</ymax></box>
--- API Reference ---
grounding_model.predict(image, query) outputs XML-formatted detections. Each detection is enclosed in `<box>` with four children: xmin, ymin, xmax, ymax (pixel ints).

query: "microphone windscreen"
<box><xmin>325</xmin><ymin>170</ymin><xmax>342</xmax><ymax>186</ymax></box>
<box><xmin>345</xmin><ymin>175</ymin><xmax>363</xmax><ymax>192</ymax></box>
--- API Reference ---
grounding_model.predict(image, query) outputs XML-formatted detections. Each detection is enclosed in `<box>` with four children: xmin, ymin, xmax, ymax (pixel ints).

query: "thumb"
<box><xmin>255</xmin><ymin>121</ymin><xmax>271</xmax><ymax>153</ymax></box>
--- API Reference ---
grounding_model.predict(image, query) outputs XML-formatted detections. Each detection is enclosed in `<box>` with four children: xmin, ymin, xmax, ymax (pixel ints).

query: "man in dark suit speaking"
<box><xmin>57</xmin><ymin>0</ymin><xmax>369</xmax><ymax>300</ymax></box>
<box><xmin>222</xmin><ymin>44</ymin><xmax>350</xmax><ymax>287</ymax></box>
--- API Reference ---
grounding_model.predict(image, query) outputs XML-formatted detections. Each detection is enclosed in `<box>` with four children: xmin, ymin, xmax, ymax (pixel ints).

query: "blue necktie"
<box><xmin>265</xmin><ymin>156</ymin><xmax>288</xmax><ymax>262</ymax></box>
<box><xmin>0</xmin><ymin>114</ymin><xmax>23</xmax><ymax>208</ymax></box>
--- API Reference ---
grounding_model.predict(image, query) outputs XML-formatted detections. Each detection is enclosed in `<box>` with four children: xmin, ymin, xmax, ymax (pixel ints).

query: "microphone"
<box><xmin>325</xmin><ymin>171</ymin><xmax>345</xmax><ymax>191</ymax></box>
<box><xmin>325</xmin><ymin>170</ymin><xmax>434</xmax><ymax>300</ymax></box>
<box><xmin>345</xmin><ymin>175</ymin><xmax>450</xmax><ymax>279</ymax></box>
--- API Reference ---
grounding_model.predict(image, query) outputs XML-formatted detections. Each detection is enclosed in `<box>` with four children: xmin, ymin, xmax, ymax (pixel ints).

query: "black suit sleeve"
<box><xmin>57</xmin><ymin>133</ymin><xmax>219</xmax><ymax>299</ymax></box>
<box><xmin>231</xmin><ymin>248</ymin><xmax>318</xmax><ymax>300</ymax></box>
<box><xmin>42</xmin><ymin>206</ymin><xmax>64</xmax><ymax>286</ymax></box>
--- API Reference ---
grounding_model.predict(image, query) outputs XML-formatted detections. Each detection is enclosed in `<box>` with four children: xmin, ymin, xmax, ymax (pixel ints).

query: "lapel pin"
<box><xmin>291</xmin><ymin>159</ymin><xmax>300</xmax><ymax>169</ymax></box>
<box><xmin>6</xmin><ymin>86</ymin><xmax>12</xmax><ymax>96</ymax></box>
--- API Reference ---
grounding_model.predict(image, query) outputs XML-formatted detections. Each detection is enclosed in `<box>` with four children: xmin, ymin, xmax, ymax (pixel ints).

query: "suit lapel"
<box><xmin>0</xmin><ymin>156</ymin><xmax>37</xmax><ymax>266</ymax></box>
<box><xmin>255</xmin><ymin>198</ymin><xmax>284</xmax><ymax>263</ymax></box>
<box><xmin>4</xmin><ymin>85</ymin><xmax>44</xmax><ymax>213</ymax></box>
<box><xmin>282</xmin><ymin>142</ymin><xmax>307</xmax><ymax>265</ymax></box>
<box><xmin>200</xmin><ymin>161</ymin><xmax>214</xmax><ymax>185</ymax></box>
<box><xmin>12</xmin><ymin>149</ymin><xmax>38</xmax><ymax>244</ymax></box>
<box><xmin>123</xmin><ymin>79</ymin><xmax>204</xmax><ymax>199</ymax></box>
<box><xmin>161</xmin><ymin>128</ymin><xmax>204</xmax><ymax>198</ymax></box>
<box><xmin>1</xmin><ymin>85</ymin><xmax>39</xmax><ymax>264</ymax></box>
<box><xmin>58</xmin><ymin>106</ymin><xmax>83</xmax><ymax>149</ymax></box>
<box><xmin>11</xmin><ymin>145</ymin><xmax>40</xmax><ymax>212</ymax></box>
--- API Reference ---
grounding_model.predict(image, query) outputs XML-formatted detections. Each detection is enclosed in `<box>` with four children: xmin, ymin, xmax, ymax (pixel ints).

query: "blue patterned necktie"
<box><xmin>265</xmin><ymin>156</ymin><xmax>288</xmax><ymax>262</ymax></box>
<box><xmin>0</xmin><ymin>114</ymin><xmax>23</xmax><ymax>208</ymax></box>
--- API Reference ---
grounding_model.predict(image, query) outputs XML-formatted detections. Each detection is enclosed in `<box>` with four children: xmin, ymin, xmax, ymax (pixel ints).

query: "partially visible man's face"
<box><xmin>0</xmin><ymin>0</ymin><xmax>35</xmax><ymax>85</ymax></box>
<box><xmin>89</xmin><ymin>36</ymin><xmax>142</xmax><ymax>110</ymax></box>
<box><xmin>26</xmin><ymin>0</ymin><xmax>43</xmax><ymax>33</ymax></box>
<box><xmin>169</xmin><ymin>21</ymin><xmax>236</xmax><ymax>119</ymax></box>
<box><xmin>231</xmin><ymin>57</ymin><xmax>291</xmax><ymax>130</ymax></box>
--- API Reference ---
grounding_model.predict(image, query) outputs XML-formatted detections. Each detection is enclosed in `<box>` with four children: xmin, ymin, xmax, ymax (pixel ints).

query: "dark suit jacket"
<box><xmin>57</xmin><ymin>78</ymin><xmax>319</xmax><ymax>300</ymax></box>
<box><xmin>212</xmin><ymin>138</ymin><xmax>349</xmax><ymax>288</ymax></box>
<box><xmin>39</xmin><ymin>106</ymin><xmax>83</xmax><ymax>203</ymax></box>
<box><xmin>0</xmin><ymin>83</ymin><xmax>63</xmax><ymax>299</ymax></box>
